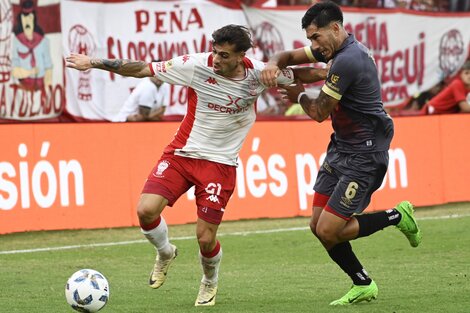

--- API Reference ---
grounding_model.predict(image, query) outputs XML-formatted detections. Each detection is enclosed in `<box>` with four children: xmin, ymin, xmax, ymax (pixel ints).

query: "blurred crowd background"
<box><xmin>242</xmin><ymin>0</ymin><xmax>470</xmax><ymax>12</ymax></box>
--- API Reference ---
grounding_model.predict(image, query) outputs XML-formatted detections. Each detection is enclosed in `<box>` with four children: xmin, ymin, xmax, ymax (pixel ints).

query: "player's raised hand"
<box><xmin>278</xmin><ymin>80</ymin><xmax>305</xmax><ymax>104</ymax></box>
<box><xmin>260</xmin><ymin>63</ymin><xmax>281</xmax><ymax>88</ymax></box>
<box><xmin>65</xmin><ymin>53</ymin><xmax>92</xmax><ymax>71</ymax></box>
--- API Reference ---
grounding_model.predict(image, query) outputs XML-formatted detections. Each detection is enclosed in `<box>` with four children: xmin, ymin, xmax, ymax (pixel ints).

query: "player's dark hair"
<box><xmin>212</xmin><ymin>24</ymin><xmax>253</xmax><ymax>53</ymax></box>
<box><xmin>301</xmin><ymin>1</ymin><xmax>343</xmax><ymax>29</ymax></box>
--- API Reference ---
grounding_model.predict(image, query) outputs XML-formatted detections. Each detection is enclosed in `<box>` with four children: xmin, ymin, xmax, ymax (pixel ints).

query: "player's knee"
<box><xmin>197</xmin><ymin>236</ymin><xmax>216</xmax><ymax>253</ymax></box>
<box><xmin>196</xmin><ymin>230</ymin><xmax>217</xmax><ymax>253</ymax></box>
<box><xmin>136</xmin><ymin>195</ymin><xmax>166</xmax><ymax>223</ymax></box>
<box><xmin>136</xmin><ymin>201</ymin><xmax>157</xmax><ymax>223</ymax></box>
<box><xmin>309</xmin><ymin>220</ymin><xmax>319</xmax><ymax>238</ymax></box>
<box><xmin>316</xmin><ymin>226</ymin><xmax>339</xmax><ymax>246</ymax></box>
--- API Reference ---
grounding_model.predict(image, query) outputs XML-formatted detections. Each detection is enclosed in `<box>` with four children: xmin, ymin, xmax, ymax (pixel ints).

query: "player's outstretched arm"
<box><xmin>261</xmin><ymin>48</ymin><xmax>313</xmax><ymax>87</ymax></box>
<box><xmin>65</xmin><ymin>53</ymin><xmax>152</xmax><ymax>78</ymax></box>
<box><xmin>293</xmin><ymin>67</ymin><xmax>328</xmax><ymax>84</ymax></box>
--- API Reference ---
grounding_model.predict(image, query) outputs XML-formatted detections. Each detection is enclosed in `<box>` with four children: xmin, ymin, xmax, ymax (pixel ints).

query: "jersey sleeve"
<box><xmin>304</xmin><ymin>46</ymin><xmax>327</xmax><ymax>64</ymax></box>
<box><xmin>251</xmin><ymin>57</ymin><xmax>294</xmax><ymax>86</ymax></box>
<box><xmin>148</xmin><ymin>55</ymin><xmax>197</xmax><ymax>86</ymax></box>
<box><xmin>277</xmin><ymin>67</ymin><xmax>294</xmax><ymax>85</ymax></box>
<box><xmin>321</xmin><ymin>55</ymin><xmax>358</xmax><ymax>100</ymax></box>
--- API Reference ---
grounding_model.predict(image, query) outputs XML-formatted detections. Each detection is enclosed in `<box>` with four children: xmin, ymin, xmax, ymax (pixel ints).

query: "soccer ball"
<box><xmin>65</xmin><ymin>269</ymin><xmax>109</xmax><ymax>312</ymax></box>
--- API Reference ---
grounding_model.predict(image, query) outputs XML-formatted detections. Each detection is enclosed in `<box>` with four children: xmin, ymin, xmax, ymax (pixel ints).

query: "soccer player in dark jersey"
<box><xmin>261</xmin><ymin>1</ymin><xmax>421</xmax><ymax>306</ymax></box>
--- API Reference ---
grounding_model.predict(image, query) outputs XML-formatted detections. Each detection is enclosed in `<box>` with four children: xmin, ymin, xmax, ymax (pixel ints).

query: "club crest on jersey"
<box><xmin>182</xmin><ymin>55</ymin><xmax>190</xmax><ymax>64</ymax></box>
<box><xmin>152</xmin><ymin>160</ymin><xmax>170</xmax><ymax>178</ymax></box>
<box><xmin>248</xmin><ymin>79</ymin><xmax>259</xmax><ymax>96</ymax></box>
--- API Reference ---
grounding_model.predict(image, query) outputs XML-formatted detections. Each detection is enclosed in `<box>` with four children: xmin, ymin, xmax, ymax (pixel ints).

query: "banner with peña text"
<box><xmin>61</xmin><ymin>0</ymin><xmax>247</xmax><ymax>121</ymax></box>
<box><xmin>4</xmin><ymin>1</ymin><xmax>470</xmax><ymax>121</ymax></box>
<box><xmin>243</xmin><ymin>6</ymin><xmax>470</xmax><ymax>106</ymax></box>
<box><xmin>0</xmin><ymin>0</ymin><xmax>64</xmax><ymax>122</ymax></box>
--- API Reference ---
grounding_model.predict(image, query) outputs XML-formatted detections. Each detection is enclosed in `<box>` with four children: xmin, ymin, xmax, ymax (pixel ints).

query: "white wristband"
<box><xmin>297</xmin><ymin>92</ymin><xmax>308</xmax><ymax>104</ymax></box>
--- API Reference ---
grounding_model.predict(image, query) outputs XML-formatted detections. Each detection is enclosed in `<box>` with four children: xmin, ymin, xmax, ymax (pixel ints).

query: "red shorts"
<box><xmin>142</xmin><ymin>153</ymin><xmax>236</xmax><ymax>225</ymax></box>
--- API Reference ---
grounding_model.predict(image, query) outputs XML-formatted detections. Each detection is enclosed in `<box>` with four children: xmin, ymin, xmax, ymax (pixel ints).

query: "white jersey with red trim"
<box><xmin>149</xmin><ymin>53</ymin><xmax>293</xmax><ymax>166</ymax></box>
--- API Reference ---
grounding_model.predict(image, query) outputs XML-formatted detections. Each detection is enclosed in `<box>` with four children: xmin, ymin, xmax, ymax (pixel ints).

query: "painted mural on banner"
<box><xmin>61</xmin><ymin>0</ymin><xmax>247</xmax><ymax>121</ymax></box>
<box><xmin>243</xmin><ymin>6</ymin><xmax>470</xmax><ymax>106</ymax></box>
<box><xmin>0</xmin><ymin>0</ymin><xmax>63</xmax><ymax>122</ymax></box>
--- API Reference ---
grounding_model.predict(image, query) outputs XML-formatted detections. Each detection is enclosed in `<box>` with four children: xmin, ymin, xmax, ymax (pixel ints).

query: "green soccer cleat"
<box><xmin>395</xmin><ymin>201</ymin><xmax>422</xmax><ymax>247</ymax></box>
<box><xmin>329</xmin><ymin>280</ymin><xmax>378</xmax><ymax>306</ymax></box>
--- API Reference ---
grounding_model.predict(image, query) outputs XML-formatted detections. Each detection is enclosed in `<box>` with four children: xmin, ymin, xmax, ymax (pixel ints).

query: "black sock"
<box><xmin>355</xmin><ymin>209</ymin><xmax>401</xmax><ymax>238</ymax></box>
<box><xmin>327</xmin><ymin>241</ymin><xmax>372</xmax><ymax>286</ymax></box>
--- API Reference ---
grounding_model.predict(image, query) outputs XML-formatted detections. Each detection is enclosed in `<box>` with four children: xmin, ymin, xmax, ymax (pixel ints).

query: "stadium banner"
<box><xmin>1</xmin><ymin>115</ymin><xmax>470</xmax><ymax>234</ymax></box>
<box><xmin>0</xmin><ymin>0</ymin><xmax>64</xmax><ymax>122</ymax></box>
<box><xmin>60</xmin><ymin>0</ymin><xmax>247</xmax><ymax>121</ymax></box>
<box><xmin>243</xmin><ymin>5</ymin><xmax>470</xmax><ymax>106</ymax></box>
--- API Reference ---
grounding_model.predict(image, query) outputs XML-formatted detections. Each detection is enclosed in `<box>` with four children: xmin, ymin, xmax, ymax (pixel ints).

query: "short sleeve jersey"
<box><xmin>112</xmin><ymin>78</ymin><xmax>169</xmax><ymax>122</ymax></box>
<box><xmin>427</xmin><ymin>78</ymin><xmax>470</xmax><ymax>114</ymax></box>
<box><xmin>308</xmin><ymin>35</ymin><xmax>394</xmax><ymax>153</ymax></box>
<box><xmin>134</xmin><ymin>79</ymin><xmax>169</xmax><ymax>110</ymax></box>
<box><xmin>149</xmin><ymin>53</ymin><xmax>294</xmax><ymax>166</ymax></box>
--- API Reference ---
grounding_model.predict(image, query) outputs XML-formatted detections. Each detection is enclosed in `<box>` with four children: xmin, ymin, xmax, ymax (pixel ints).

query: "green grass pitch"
<box><xmin>1</xmin><ymin>203</ymin><xmax>469</xmax><ymax>313</ymax></box>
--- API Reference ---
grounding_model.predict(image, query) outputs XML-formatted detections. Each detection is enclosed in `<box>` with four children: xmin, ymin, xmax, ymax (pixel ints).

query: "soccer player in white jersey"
<box><xmin>66</xmin><ymin>24</ymin><xmax>327</xmax><ymax>307</ymax></box>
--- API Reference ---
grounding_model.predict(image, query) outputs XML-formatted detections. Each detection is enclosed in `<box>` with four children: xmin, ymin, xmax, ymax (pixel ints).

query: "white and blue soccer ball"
<box><xmin>65</xmin><ymin>269</ymin><xmax>109</xmax><ymax>312</ymax></box>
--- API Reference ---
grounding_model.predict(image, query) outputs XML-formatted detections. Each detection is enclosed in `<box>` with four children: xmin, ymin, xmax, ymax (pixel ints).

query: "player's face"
<box><xmin>212</xmin><ymin>43</ymin><xmax>244</xmax><ymax>77</ymax></box>
<box><xmin>460</xmin><ymin>69</ymin><xmax>470</xmax><ymax>86</ymax></box>
<box><xmin>305</xmin><ymin>22</ymin><xmax>340</xmax><ymax>62</ymax></box>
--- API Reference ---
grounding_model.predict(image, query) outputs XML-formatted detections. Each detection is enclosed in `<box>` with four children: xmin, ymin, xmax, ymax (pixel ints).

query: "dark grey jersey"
<box><xmin>321</xmin><ymin>34</ymin><xmax>394</xmax><ymax>153</ymax></box>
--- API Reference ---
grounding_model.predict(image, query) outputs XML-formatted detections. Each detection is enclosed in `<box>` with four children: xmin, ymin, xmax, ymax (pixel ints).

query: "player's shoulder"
<box><xmin>244</xmin><ymin>56</ymin><xmax>264</xmax><ymax>71</ymax></box>
<box><xmin>168</xmin><ymin>52</ymin><xmax>211</xmax><ymax>67</ymax></box>
<box><xmin>332</xmin><ymin>46</ymin><xmax>363</xmax><ymax>72</ymax></box>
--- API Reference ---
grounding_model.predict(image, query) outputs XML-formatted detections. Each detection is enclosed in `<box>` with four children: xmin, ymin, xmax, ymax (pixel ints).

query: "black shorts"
<box><xmin>314</xmin><ymin>144</ymin><xmax>388</xmax><ymax>218</ymax></box>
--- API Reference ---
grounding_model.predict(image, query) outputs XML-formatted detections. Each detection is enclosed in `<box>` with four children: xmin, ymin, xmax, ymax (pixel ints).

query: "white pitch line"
<box><xmin>0</xmin><ymin>227</ymin><xmax>307</xmax><ymax>255</ymax></box>
<box><xmin>1</xmin><ymin>214</ymin><xmax>469</xmax><ymax>255</ymax></box>
<box><xmin>416</xmin><ymin>213</ymin><xmax>470</xmax><ymax>220</ymax></box>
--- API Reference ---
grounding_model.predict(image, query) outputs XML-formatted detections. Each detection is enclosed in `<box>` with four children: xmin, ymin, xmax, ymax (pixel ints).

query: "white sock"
<box><xmin>199</xmin><ymin>247</ymin><xmax>223</xmax><ymax>285</ymax></box>
<box><xmin>141</xmin><ymin>216</ymin><xmax>173</xmax><ymax>259</ymax></box>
